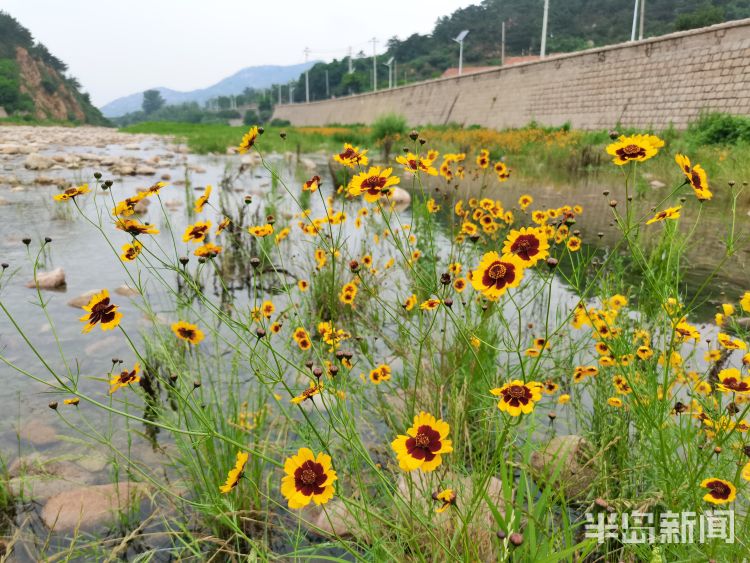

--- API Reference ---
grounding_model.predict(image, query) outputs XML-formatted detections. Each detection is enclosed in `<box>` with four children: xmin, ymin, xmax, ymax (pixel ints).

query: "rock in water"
<box><xmin>67</xmin><ymin>289</ymin><xmax>99</xmax><ymax>308</ymax></box>
<box><xmin>41</xmin><ymin>482</ymin><xmax>145</xmax><ymax>531</ymax></box>
<box><xmin>530</xmin><ymin>435</ymin><xmax>596</xmax><ymax>500</ymax></box>
<box><xmin>25</xmin><ymin>267</ymin><xmax>66</xmax><ymax>290</ymax></box>
<box><xmin>24</xmin><ymin>153</ymin><xmax>54</xmax><ymax>170</ymax></box>
<box><xmin>388</xmin><ymin>187</ymin><xmax>411</xmax><ymax>209</ymax></box>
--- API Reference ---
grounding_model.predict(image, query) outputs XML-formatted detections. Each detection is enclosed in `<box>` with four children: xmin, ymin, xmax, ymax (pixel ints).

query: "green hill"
<box><xmin>0</xmin><ymin>11</ymin><xmax>107</xmax><ymax>124</ymax></box>
<box><xmin>286</xmin><ymin>0</ymin><xmax>750</xmax><ymax>102</ymax></box>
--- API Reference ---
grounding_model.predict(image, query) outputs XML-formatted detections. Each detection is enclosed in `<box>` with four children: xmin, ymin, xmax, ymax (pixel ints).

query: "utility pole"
<box><xmin>385</xmin><ymin>57</ymin><xmax>394</xmax><ymax>88</ymax></box>
<box><xmin>631</xmin><ymin>0</ymin><xmax>639</xmax><ymax>41</ymax></box>
<box><xmin>639</xmin><ymin>0</ymin><xmax>645</xmax><ymax>40</ymax></box>
<box><xmin>540</xmin><ymin>0</ymin><xmax>549</xmax><ymax>58</ymax></box>
<box><xmin>348</xmin><ymin>46</ymin><xmax>353</xmax><ymax>74</ymax></box>
<box><xmin>278</xmin><ymin>84</ymin><xmax>281</xmax><ymax>105</ymax></box>
<box><xmin>393</xmin><ymin>59</ymin><xmax>397</xmax><ymax>87</ymax></box>
<box><xmin>304</xmin><ymin>47</ymin><xmax>310</xmax><ymax>103</ymax></box>
<box><xmin>325</xmin><ymin>69</ymin><xmax>329</xmax><ymax>98</ymax></box>
<box><xmin>501</xmin><ymin>21</ymin><xmax>506</xmax><ymax>65</ymax></box>
<box><xmin>454</xmin><ymin>30</ymin><xmax>469</xmax><ymax>75</ymax></box>
<box><xmin>289</xmin><ymin>82</ymin><xmax>295</xmax><ymax>104</ymax></box>
<box><xmin>371</xmin><ymin>37</ymin><xmax>378</xmax><ymax>91</ymax></box>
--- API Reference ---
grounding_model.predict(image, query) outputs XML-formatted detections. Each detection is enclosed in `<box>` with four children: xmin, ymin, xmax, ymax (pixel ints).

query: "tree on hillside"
<box><xmin>142</xmin><ymin>89</ymin><xmax>165</xmax><ymax>114</ymax></box>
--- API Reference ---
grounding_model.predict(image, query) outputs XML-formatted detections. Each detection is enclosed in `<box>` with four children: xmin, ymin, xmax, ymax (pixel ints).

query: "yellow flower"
<box><xmin>171</xmin><ymin>321</ymin><xmax>204</xmax><ymax>344</ymax></box>
<box><xmin>607</xmin><ymin>397</ymin><xmax>624</xmax><ymax>408</ymax></box>
<box><xmin>109</xmin><ymin>363</ymin><xmax>140</xmax><ymax>394</ymax></box>
<box><xmin>493</xmin><ymin>161</ymin><xmax>510</xmax><ymax>181</ymax></box>
<box><xmin>558</xmin><ymin>394</ymin><xmax>571</xmax><ymax>405</ymax></box>
<box><xmin>470</xmin><ymin>252</ymin><xmax>525</xmax><ymax>300</ymax></box>
<box><xmin>700</xmin><ymin>478</ymin><xmax>736</xmax><ymax>504</ymax></box>
<box><xmin>742</xmin><ymin>462</ymin><xmax>750</xmax><ymax>482</ymax></box>
<box><xmin>115</xmin><ymin>218</ymin><xmax>159</xmax><ymax>236</ymax></box>
<box><xmin>194</xmin><ymin>185</ymin><xmax>212</xmax><ymax>213</ymax></box>
<box><xmin>216</xmin><ymin>217</ymin><xmax>231</xmax><ymax>235</ymax></box>
<box><xmin>54</xmin><ymin>184</ymin><xmax>89</xmax><ymax>202</ymax></box>
<box><xmin>194</xmin><ymin>243</ymin><xmax>222</xmax><ymax>257</ymax></box>
<box><xmin>490</xmin><ymin>380</ymin><xmax>543</xmax><ymax>416</ymax></box>
<box><xmin>220</xmin><ymin>451</ymin><xmax>249</xmax><ymax>493</ymax></box>
<box><xmin>80</xmin><ymin>289</ymin><xmax>122</xmax><ymax>333</ymax></box>
<box><xmin>291</xmin><ymin>381</ymin><xmax>322</xmax><ymax>404</ymax></box>
<box><xmin>740</xmin><ymin>291</ymin><xmax>750</xmax><ymax>313</ymax></box>
<box><xmin>333</xmin><ymin>143</ymin><xmax>368</xmax><ymax>168</ymax></box>
<box><xmin>717</xmin><ymin>333</ymin><xmax>747</xmax><ymax>351</ymax></box>
<box><xmin>426</xmin><ymin>198</ymin><xmax>441</xmax><ymax>213</ymax></box>
<box><xmin>391</xmin><ymin>412</ymin><xmax>452</xmax><ymax>472</ymax></box>
<box><xmin>348</xmin><ymin>166</ymin><xmax>400</xmax><ymax>203</ymax></box>
<box><xmin>675</xmin><ymin>154</ymin><xmax>711</xmax><ymax>201</ymax></box>
<box><xmin>63</xmin><ymin>397</ymin><xmax>80</xmax><ymax>406</ymax></box>
<box><xmin>182</xmin><ymin>221</ymin><xmax>212</xmax><ymax>243</ymax></box>
<box><xmin>646</xmin><ymin>206</ymin><xmax>681</xmax><ymax>225</ymax></box>
<box><xmin>435</xmin><ymin>489</ymin><xmax>457</xmax><ymax>513</ymax></box>
<box><xmin>396</xmin><ymin>152</ymin><xmax>438</xmax><ymax>176</ymax></box>
<box><xmin>369</xmin><ymin>364</ymin><xmax>392</xmax><ymax>384</ymax></box>
<box><xmin>248</xmin><ymin>224</ymin><xmax>274</xmax><ymax>237</ymax></box>
<box><xmin>302</xmin><ymin>175</ymin><xmax>321</xmax><ymax>192</ymax></box>
<box><xmin>120</xmin><ymin>241</ymin><xmax>142</xmax><ymax>262</ymax></box>
<box><xmin>280</xmin><ymin>447</ymin><xmax>337</xmax><ymax>509</ymax></box>
<box><xmin>238</xmin><ymin>126</ymin><xmax>260</xmax><ymax>153</ymax></box>
<box><xmin>502</xmin><ymin>227</ymin><xmax>549</xmax><ymax>266</ymax></box>
<box><xmin>420</xmin><ymin>298</ymin><xmax>441</xmax><ymax>310</ymax></box>
<box><xmin>476</xmin><ymin>149</ymin><xmax>490</xmax><ymax>169</ymax></box>
<box><xmin>606</xmin><ymin>134</ymin><xmax>664</xmax><ymax>165</ymax></box>
<box><xmin>403</xmin><ymin>294</ymin><xmax>417</xmax><ymax>311</ymax></box>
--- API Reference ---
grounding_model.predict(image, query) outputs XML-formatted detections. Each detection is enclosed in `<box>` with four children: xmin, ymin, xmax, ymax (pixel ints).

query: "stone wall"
<box><xmin>273</xmin><ymin>19</ymin><xmax>750</xmax><ymax>130</ymax></box>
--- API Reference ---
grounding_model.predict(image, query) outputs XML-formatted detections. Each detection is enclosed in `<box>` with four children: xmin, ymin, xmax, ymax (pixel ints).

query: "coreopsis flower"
<box><xmin>391</xmin><ymin>412</ymin><xmax>452</xmax><ymax>472</ymax></box>
<box><xmin>471</xmin><ymin>252</ymin><xmax>525</xmax><ymax>300</ymax></box>
<box><xmin>194</xmin><ymin>185</ymin><xmax>212</xmax><ymax>213</ymax></box>
<box><xmin>183</xmin><ymin>221</ymin><xmax>212</xmax><ymax>243</ymax></box>
<box><xmin>280</xmin><ymin>447</ymin><xmax>337</xmax><ymax>509</ymax></box>
<box><xmin>54</xmin><ymin>184</ymin><xmax>89</xmax><ymax>202</ymax></box>
<box><xmin>420</xmin><ymin>298</ymin><xmax>441</xmax><ymax>310</ymax></box>
<box><xmin>490</xmin><ymin>380</ymin><xmax>543</xmax><ymax>416</ymax></box>
<box><xmin>216</xmin><ymin>217</ymin><xmax>231</xmax><ymax>235</ymax></box>
<box><xmin>220</xmin><ymin>451</ymin><xmax>249</xmax><ymax>493</ymax></box>
<box><xmin>543</xmin><ymin>380</ymin><xmax>559</xmax><ymax>394</ymax></box>
<box><xmin>607</xmin><ymin>397</ymin><xmax>624</xmax><ymax>408</ymax></box>
<box><xmin>369</xmin><ymin>364</ymin><xmax>392</xmax><ymax>384</ymax></box>
<box><xmin>532</xmin><ymin>210</ymin><xmax>548</xmax><ymax>225</ymax></box>
<box><xmin>566</xmin><ymin>236</ymin><xmax>582</xmax><ymax>251</ymax></box>
<box><xmin>674</xmin><ymin>319</ymin><xmax>701</xmax><ymax>342</ymax></box>
<box><xmin>171</xmin><ymin>321</ymin><xmax>204</xmax><ymax>344</ymax></box>
<box><xmin>434</xmin><ymin>489</ymin><xmax>457</xmax><ymax>513</ymax></box>
<box><xmin>741</xmin><ymin>291</ymin><xmax>750</xmax><ymax>313</ymax></box>
<box><xmin>700</xmin><ymin>478</ymin><xmax>736</xmax><ymax>504</ymax></box>
<box><xmin>518</xmin><ymin>195</ymin><xmax>533</xmax><ymax>211</ymax></box>
<box><xmin>64</xmin><ymin>397</ymin><xmax>80</xmax><ymax>406</ymax></box>
<box><xmin>303</xmin><ymin>175</ymin><xmax>321</xmax><ymax>192</ymax></box>
<box><xmin>120</xmin><ymin>241</ymin><xmax>142</xmax><ymax>262</ymax></box>
<box><xmin>502</xmin><ymin>227</ymin><xmax>549</xmax><ymax>266</ymax></box>
<box><xmin>291</xmin><ymin>381</ymin><xmax>323</xmax><ymax>404</ymax></box>
<box><xmin>248</xmin><ymin>224</ymin><xmax>274</xmax><ymax>237</ymax></box>
<box><xmin>718</xmin><ymin>332</ymin><xmax>747</xmax><ymax>351</ymax></box>
<box><xmin>298</xmin><ymin>280</ymin><xmax>309</xmax><ymax>292</ymax></box>
<box><xmin>144</xmin><ymin>181</ymin><xmax>167</xmax><ymax>195</ymax></box>
<box><xmin>613</xmin><ymin>375</ymin><xmax>632</xmax><ymax>395</ymax></box>
<box><xmin>494</xmin><ymin>161</ymin><xmax>510</xmax><ymax>181</ymax></box>
<box><xmin>403</xmin><ymin>294</ymin><xmax>417</xmax><ymax>311</ymax></box>
<box><xmin>261</xmin><ymin>301</ymin><xmax>275</xmax><ymax>318</ymax></box>
<box><xmin>476</xmin><ymin>149</ymin><xmax>490</xmax><ymax>169</ymax></box>
<box><xmin>675</xmin><ymin>154</ymin><xmax>711</xmax><ymax>201</ymax></box>
<box><xmin>742</xmin><ymin>462</ymin><xmax>750</xmax><ymax>482</ymax></box>
<box><xmin>573</xmin><ymin>365</ymin><xmax>598</xmax><ymax>383</ymax></box>
<box><xmin>426</xmin><ymin>199</ymin><xmax>441</xmax><ymax>213</ymax></box>
<box><xmin>194</xmin><ymin>243</ymin><xmax>222</xmax><ymax>258</ymax></box>
<box><xmin>348</xmin><ymin>166</ymin><xmax>400</xmax><ymax>203</ymax></box>
<box><xmin>80</xmin><ymin>289</ymin><xmax>122</xmax><ymax>333</ymax></box>
<box><xmin>716</xmin><ymin>368</ymin><xmax>750</xmax><ymax>394</ymax></box>
<box><xmin>339</xmin><ymin>282</ymin><xmax>358</xmax><ymax>306</ymax></box>
<box><xmin>238</xmin><ymin>126</ymin><xmax>260</xmax><ymax>153</ymax></box>
<box><xmin>109</xmin><ymin>363</ymin><xmax>140</xmax><ymax>394</ymax></box>
<box><xmin>396</xmin><ymin>152</ymin><xmax>438</xmax><ymax>176</ymax></box>
<box><xmin>558</xmin><ymin>394</ymin><xmax>571</xmax><ymax>405</ymax></box>
<box><xmin>112</xmin><ymin>192</ymin><xmax>148</xmax><ymax>217</ymax></box>
<box><xmin>333</xmin><ymin>143</ymin><xmax>368</xmax><ymax>168</ymax></box>
<box><xmin>694</xmin><ymin>381</ymin><xmax>712</xmax><ymax>395</ymax></box>
<box><xmin>115</xmin><ymin>218</ymin><xmax>159</xmax><ymax>236</ymax></box>
<box><xmin>646</xmin><ymin>206</ymin><xmax>681</xmax><ymax>225</ymax></box>
<box><xmin>461</xmin><ymin>221</ymin><xmax>478</xmax><ymax>237</ymax></box>
<box><xmin>606</xmin><ymin>134</ymin><xmax>664</xmax><ymax>165</ymax></box>
<box><xmin>453</xmin><ymin>277</ymin><xmax>467</xmax><ymax>292</ymax></box>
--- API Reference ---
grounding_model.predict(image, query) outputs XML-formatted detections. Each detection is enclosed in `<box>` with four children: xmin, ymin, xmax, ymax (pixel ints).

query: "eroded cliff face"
<box><xmin>15</xmin><ymin>46</ymin><xmax>85</xmax><ymax>121</ymax></box>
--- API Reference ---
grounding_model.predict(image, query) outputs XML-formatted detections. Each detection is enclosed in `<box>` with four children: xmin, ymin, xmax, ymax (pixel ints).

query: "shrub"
<box><xmin>687</xmin><ymin>112</ymin><xmax>750</xmax><ymax>145</ymax></box>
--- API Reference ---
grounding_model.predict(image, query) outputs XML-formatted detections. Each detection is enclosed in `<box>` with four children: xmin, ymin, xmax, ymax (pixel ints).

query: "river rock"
<box><xmin>164</xmin><ymin>199</ymin><xmax>183</xmax><ymax>210</ymax></box>
<box><xmin>41</xmin><ymin>482</ymin><xmax>146</xmax><ymax>531</ymax></box>
<box><xmin>136</xmin><ymin>164</ymin><xmax>157</xmax><ymax>176</ymax></box>
<box><xmin>649</xmin><ymin>180</ymin><xmax>666</xmax><ymax>189</ymax></box>
<box><xmin>17</xmin><ymin>419</ymin><xmax>58</xmax><ymax>446</ymax></box>
<box><xmin>388</xmin><ymin>187</ymin><xmax>411</xmax><ymax>208</ymax></box>
<box><xmin>9</xmin><ymin>453</ymin><xmax>97</xmax><ymax>501</ymax></box>
<box><xmin>160</xmin><ymin>173</ymin><xmax>171</xmax><ymax>181</ymax></box>
<box><xmin>0</xmin><ymin>197</ymin><xmax>9</xmax><ymax>206</ymax></box>
<box><xmin>133</xmin><ymin>198</ymin><xmax>151</xmax><ymax>214</ymax></box>
<box><xmin>67</xmin><ymin>289</ymin><xmax>98</xmax><ymax>308</ymax></box>
<box><xmin>529</xmin><ymin>435</ymin><xmax>596</xmax><ymax>500</ymax></box>
<box><xmin>115</xmin><ymin>284</ymin><xmax>140</xmax><ymax>297</ymax></box>
<box><xmin>299</xmin><ymin>157</ymin><xmax>317</xmax><ymax>172</ymax></box>
<box><xmin>24</xmin><ymin>153</ymin><xmax>54</xmax><ymax>170</ymax></box>
<box><xmin>25</xmin><ymin>268</ymin><xmax>66</xmax><ymax>290</ymax></box>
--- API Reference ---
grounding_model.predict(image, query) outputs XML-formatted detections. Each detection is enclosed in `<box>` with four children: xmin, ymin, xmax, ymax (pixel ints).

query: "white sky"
<box><xmin>2</xmin><ymin>0</ymin><xmax>477</xmax><ymax>106</ymax></box>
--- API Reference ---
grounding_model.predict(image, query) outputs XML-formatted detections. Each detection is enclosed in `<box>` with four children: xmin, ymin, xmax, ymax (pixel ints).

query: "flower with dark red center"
<box><xmin>182</xmin><ymin>221</ymin><xmax>212</xmax><ymax>244</ymax></box>
<box><xmin>675</xmin><ymin>154</ymin><xmax>712</xmax><ymax>201</ymax></box>
<box><xmin>700</xmin><ymin>478</ymin><xmax>736</xmax><ymax>504</ymax></box>
<box><xmin>280</xmin><ymin>447</ymin><xmax>337</xmax><ymax>509</ymax></box>
<box><xmin>471</xmin><ymin>252</ymin><xmax>525</xmax><ymax>300</ymax></box>
<box><xmin>491</xmin><ymin>380</ymin><xmax>543</xmax><ymax>416</ymax></box>
<box><xmin>502</xmin><ymin>227</ymin><xmax>549</xmax><ymax>266</ymax></box>
<box><xmin>606</xmin><ymin>134</ymin><xmax>663</xmax><ymax>165</ymax></box>
<box><xmin>171</xmin><ymin>321</ymin><xmax>205</xmax><ymax>345</ymax></box>
<box><xmin>80</xmin><ymin>289</ymin><xmax>122</xmax><ymax>333</ymax></box>
<box><xmin>348</xmin><ymin>166</ymin><xmax>400</xmax><ymax>203</ymax></box>
<box><xmin>717</xmin><ymin>368</ymin><xmax>750</xmax><ymax>395</ymax></box>
<box><xmin>109</xmin><ymin>363</ymin><xmax>140</xmax><ymax>394</ymax></box>
<box><xmin>333</xmin><ymin>143</ymin><xmax>368</xmax><ymax>168</ymax></box>
<box><xmin>391</xmin><ymin>412</ymin><xmax>452</xmax><ymax>472</ymax></box>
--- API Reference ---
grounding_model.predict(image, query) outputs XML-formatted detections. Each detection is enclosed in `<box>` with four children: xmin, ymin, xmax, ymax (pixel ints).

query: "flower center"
<box><xmin>414</xmin><ymin>432</ymin><xmax>431</xmax><ymax>447</ymax></box>
<box><xmin>363</xmin><ymin>175</ymin><xmax>385</xmax><ymax>189</ymax></box>
<box><xmin>506</xmin><ymin>384</ymin><xmax>526</xmax><ymax>399</ymax></box>
<box><xmin>488</xmin><ymin>263</ymin><xmax>507</xmax><ymax>280</ymax></box>
<box><xmin>710</xmin><ymin>482</ymin><xmax>729</xmax><ymax>497</ymax></box>
<box><xmin>623</xmin><ymin>144</ymin><xmax>641</xmax><ymax>155</ymax></box>
<box><xmin>300</xmin><ymin>469</ymin><xmax>317</xmax><ymax>485</ymax></box>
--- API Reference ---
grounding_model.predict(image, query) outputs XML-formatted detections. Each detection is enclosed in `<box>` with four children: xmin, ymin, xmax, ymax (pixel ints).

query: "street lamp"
<box><xmin>454</xmin><ymin>30</ymin><xmax>469</xmax><ymax>76</ymax></box>
<box><xmin>384</xmin><ymin>57</ymin><xmax>394</xmax><ymax>89</ymax></box>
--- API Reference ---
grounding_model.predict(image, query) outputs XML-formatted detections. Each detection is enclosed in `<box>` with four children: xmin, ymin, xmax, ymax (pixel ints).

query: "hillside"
<box><xmin>100</xmin><ymin>62</ymin><xmax>317</xmax><ymax>117</ymax></box>
<box><xmin>286</xmin><ymin>0</ymin><xmax>750</xmax><ymax>102</ymax></box>
<box><xmin>0</xmin><ymin>11</ymin><xmax>106</xmax><ymax>124</ymax></box>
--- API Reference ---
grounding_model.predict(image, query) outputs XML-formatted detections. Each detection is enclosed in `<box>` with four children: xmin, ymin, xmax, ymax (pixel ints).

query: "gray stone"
<box><xmin>530</xmin><ymin>435</ymin><xmax>597</xmax><ymax>500</ymax></box>
<box><xmin>25</xmin><ymin>267</ymin><xmax>66</xmax><ymax>290</ymax></box>
<box><xmin>41</xmin><ymin>482</ymin><xmax>145</xmax><ymax>531</ymax></box>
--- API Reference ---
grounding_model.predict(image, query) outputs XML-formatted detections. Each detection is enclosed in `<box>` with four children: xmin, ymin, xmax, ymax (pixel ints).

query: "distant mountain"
<box><xmin>100</xmin><ymin>62</ymin><xmax>317</xmax><ymax>117</ymax></box>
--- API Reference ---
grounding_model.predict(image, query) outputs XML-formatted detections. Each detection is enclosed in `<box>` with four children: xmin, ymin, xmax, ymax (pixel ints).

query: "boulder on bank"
<box><xmin>67</xmin><ymin>289</ymin><xmax>99</xmax><ymax>308</ymax></box>
<box><xmin>24</xmin><ymin>153</ymin><xmax>54</xmax><ymax>170</ymax></box>
<box><xmin>25</xmin><ymin>268</ymin><xmax>66</xmax><ymax>290</ymax></box>
<box><xmin>529</xmin><ymin>435</ymin><xmax>596</xmax><ymax>500</ymax></box>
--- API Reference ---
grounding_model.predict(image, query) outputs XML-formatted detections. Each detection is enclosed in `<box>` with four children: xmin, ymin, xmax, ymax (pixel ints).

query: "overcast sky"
<box><xmin>2</xmin><ymin>0</ymin><xmax>477</xmax><ymax>107</ymax></box>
